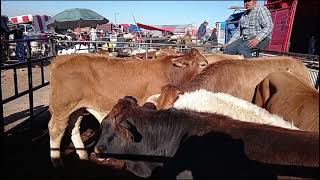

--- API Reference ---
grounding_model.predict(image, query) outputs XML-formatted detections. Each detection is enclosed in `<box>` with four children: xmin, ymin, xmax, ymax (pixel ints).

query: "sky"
<box><xmin>1</xmin><ymin>1</ymin><xmax>264</xmax><ymax>28</ymax></box>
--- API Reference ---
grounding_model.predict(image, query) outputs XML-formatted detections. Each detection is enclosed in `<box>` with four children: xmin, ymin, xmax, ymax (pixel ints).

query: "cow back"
<box><xmin>253</xmin><ymin>71</ymin><xmax>319</xmax><ymax>132</ymax></box>
<box><xmin>179</xmin><ymin>56</ymin><xmax>310</xmax><ymax>102</ymax></box>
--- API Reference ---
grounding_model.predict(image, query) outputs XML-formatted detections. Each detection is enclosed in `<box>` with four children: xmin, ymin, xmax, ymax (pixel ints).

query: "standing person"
<box><xmin>12</xmin><ymin>25</ymin><xmax>25</xmax><ymax>62</ymax></box>
<box><xmin>89</xmin><ymin>27</ymin><xmax>98</xmax><ymax>52</ymax></box>
<box><xmin>223</xmin><ymin>0</ymin><xmax>273</xmax><ymax>58</ymax></box>
<box><xmin>197</xmin><ymin>20</ymin><xmax>208</xmax><ymax>44</ymax></box>
<box><xmin>104</xmin><ymin>31</ymin><xmax>110</xmax><ymax>41</ymax></box>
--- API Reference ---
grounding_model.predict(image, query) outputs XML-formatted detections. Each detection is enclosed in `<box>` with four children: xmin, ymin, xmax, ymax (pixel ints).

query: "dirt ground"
<box><xmin>2</xmin><ymin>63</ymin><xmax>51</xmax><ymax>132</ymax></box>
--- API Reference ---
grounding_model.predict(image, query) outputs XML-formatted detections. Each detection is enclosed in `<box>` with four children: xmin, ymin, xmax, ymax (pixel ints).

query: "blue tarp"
<box><xmin>128</xmin><ymin>24</ymin><xmax>142</xmax><ymax>33</ymax></box>
<box><xmin>225</xmin><ymin>12</ymin><xmax>244</xmax><ymax>43</ymax></box>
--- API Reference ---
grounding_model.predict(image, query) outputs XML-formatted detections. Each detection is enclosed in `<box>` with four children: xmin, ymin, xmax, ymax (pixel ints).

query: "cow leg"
<box><xmin>70</xmin><ymin>113</ymin><xmax>88</xmax><ymax>160</ymax></box>
<box><xmin>48</xmin><ymin>115</ymin><xmax>68</xmax><ymax>167</ymax></box>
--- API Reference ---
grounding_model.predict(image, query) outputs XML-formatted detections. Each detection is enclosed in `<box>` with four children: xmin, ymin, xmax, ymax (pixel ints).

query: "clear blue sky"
<box><xmin>1</xmin><ymin>1</ymin><xmax>264</xmax><ymax>28</ymax></box>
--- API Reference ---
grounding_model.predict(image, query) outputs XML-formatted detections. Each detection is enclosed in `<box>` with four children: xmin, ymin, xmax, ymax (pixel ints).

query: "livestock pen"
<box><xmin>1</xmin><ymin>38</ymin><xmax>319</xmax><ymax>179</ymax></box>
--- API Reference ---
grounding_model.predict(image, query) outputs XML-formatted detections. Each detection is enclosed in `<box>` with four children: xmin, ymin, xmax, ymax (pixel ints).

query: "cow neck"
<box><xmin>161</xmin><ymin>57</ymin><xmax>198</xmax><ymax>88</ymax></box>
<box><xmin>128</xmin><ymin>107</ymin><xmax>203</xmax><ymax>157</ymax></box>
<box><xmin>178</xmin><ymin>63</ymin><xmax>219</xmax><ymax>92</ymax></box>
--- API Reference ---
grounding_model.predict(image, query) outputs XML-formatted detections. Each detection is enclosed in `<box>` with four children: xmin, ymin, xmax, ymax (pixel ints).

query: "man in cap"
<box><xmin>223</xmin><ymin>0</ymin><xmax>273</xmax><ymax>58</ymax></box>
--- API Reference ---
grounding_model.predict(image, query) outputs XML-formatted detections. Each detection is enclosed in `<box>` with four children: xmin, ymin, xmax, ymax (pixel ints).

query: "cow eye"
<box><xmin>199</xmin><ymin>62</ymin><xmax>207</xmax><ymax>68</ymax></box>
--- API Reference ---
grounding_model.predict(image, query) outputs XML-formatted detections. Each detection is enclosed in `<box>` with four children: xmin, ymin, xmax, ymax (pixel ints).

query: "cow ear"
<box><xmin>190</xmin><ymin>48</ymin><xmax>199</xmax><ymax>54</ymax></box>
<box><xmin>171</xmin><ymin>56</ymin><xmax>190</xmax><ymax>67</ymax></box>
<box><xmin>119</xmin><ymin>117</ymin><xmax>143</xmax><ymax>143</ymax></box>
<box><xmin>126</xmin><ymin>161</ymin><xmax>152</xmax><ymax>178</ymax></box>
<box><xmin>123</xmin><ymin>96</ymin><xmax>138</xmax><ymax>105</ymax></box>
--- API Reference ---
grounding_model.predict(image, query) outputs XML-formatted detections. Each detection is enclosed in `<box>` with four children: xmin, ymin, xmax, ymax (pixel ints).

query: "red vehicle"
<box><xmin>265</xmin><ymin>0</ymin><xmax>319</xmax><ymax>54</ymax></box>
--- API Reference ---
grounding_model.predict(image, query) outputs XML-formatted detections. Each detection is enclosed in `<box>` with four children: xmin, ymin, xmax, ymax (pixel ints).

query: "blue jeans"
<box><xmin>224</xmin><ymin>37</ymin><xmax>270</xmax><ymax>58</ymax></box>
<box><xmin>16</xmin><ymin>42</ymin><xmax>25</xmax><ymax>62</ymax></box>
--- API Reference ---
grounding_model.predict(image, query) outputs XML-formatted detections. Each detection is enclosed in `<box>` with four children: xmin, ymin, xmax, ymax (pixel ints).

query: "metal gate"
<box><xmin>1</xmin><ymin>37</ymin><xmax>56</xmax><ymax>136</ymax></box>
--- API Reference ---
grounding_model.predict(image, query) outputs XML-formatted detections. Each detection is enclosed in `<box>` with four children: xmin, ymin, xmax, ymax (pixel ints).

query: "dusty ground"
<box><xmin>2</xmin><ymin>63</ymin><xmax>51</xmax><ymax>132</ymax></box>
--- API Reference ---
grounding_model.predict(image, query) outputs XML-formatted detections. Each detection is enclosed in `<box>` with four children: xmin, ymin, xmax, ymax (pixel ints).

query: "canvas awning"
<box><xmin>137</xmin><ymin>23</ymin><xmax>173</xmax><ymax>32</ymax></box>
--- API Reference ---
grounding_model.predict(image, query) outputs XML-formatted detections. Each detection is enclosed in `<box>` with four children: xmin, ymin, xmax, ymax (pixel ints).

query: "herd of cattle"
<box><xmin>48</xmin><ymin>47</ymin><xmax>319</xmax><ymax>179</ymax></box>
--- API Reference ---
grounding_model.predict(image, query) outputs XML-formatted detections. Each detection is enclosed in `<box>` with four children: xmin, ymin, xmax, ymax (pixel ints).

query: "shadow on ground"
<box><xmin>2</xmin><ymin>110</ymin><xmax>143</xmax><ymax>180</ymax></box>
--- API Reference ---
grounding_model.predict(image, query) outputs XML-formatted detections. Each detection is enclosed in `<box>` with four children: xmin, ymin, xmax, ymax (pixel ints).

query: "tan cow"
<box><xmin>48</xmin><ymin>48</ymin><xmax>208</xmax><ymax>167</ymax></box>
<box><xmin>154</xmin><ymin>47</ymin><xmax>243</xmax><ymax>63</ymax></box>
<box><xmin>152</xmin><ymin>56</ymin><xmax>311</xmax><ymax>110</ymax></box>
<box><xmin>253</xmin><ymin>71</ymin><xmax>319</xmax><ymax>132</ymax></box>
<box><xmin>204</xmin><ymin>53</ymin><xmax>243</xmax><ymax>64</ymax></box>
<box><xmin>152</xmin><ymin>46</ymin><xmax>184</xmax><ymax>59</ymax></box>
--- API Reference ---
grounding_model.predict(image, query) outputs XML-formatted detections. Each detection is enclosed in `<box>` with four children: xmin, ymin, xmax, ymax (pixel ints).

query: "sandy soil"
<box><xmin>2</xmin><ymin>63</ymin><xmax>51</xmax><ymax>132</ymax></box>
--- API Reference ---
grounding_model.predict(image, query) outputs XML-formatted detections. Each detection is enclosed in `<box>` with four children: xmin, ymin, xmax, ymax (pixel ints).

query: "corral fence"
<box><xmin>1</xmin><ymin>37</ymin><xmax>56</xmax><ymax>137</ymax></box>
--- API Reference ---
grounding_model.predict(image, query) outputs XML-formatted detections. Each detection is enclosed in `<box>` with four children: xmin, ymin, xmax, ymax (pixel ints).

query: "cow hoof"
<box><xmin>78</xmin><ymin>152</ymin><xmax>89</xmax><ymax>160</ymax></box>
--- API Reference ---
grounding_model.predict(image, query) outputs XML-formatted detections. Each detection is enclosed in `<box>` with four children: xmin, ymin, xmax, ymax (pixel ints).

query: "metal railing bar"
<box><xmin>13</xmin><ymin>67</ymin><xmax>19</xmax><ymax>96</ymax></box>
<box><xmin>1</xmin><ymin>56</ymin><xmax>54</xmax><ymax>70</ymax></box>
<box><xmin>40</xmin><ymin>60</ymin><xmax>45</xmax><ymax>84</ymax></box>
<box><xmin>26</xmin><ymin>41</ymin><xmax>34</xmax><ymax>120</ymax></box>
<box><xmin>5</xmin><ymin>37</ymin><xmax>55</xmax><ymax>43</ymax></box>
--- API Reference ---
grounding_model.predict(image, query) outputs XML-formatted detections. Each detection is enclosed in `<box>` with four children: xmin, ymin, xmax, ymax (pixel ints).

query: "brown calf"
<box><xmin>154</xmin><ymin>56</ymin><xmax>311</xmax><ymax>110</ymax></box>
<box><xmin>204</xmin><ymin>53</ymin><xmax>243</xmax><ymax>64</ymax></box>
<box><xmin>95</xmin><ymin>96</ymin><xmax>319</xmax><ymax>179</ymax></box>
<box><xmin>48</xmin><ymin>49</ymin><xmax>208</xmax><ymax>167</ymax></box>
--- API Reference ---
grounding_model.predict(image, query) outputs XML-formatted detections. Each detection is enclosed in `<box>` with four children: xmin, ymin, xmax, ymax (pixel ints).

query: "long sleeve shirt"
<box><xmin>197</xmin><ymin>23</ymin><xmax>207</xmax><ymax>38</ymax></box>
<box><xmin>228</xmin><ymin>4</ymin><xmax>273</xmax><ymax>44</ymax></box>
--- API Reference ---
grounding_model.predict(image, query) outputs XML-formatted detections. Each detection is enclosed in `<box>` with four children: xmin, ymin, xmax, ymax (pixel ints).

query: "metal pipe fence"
<box><xmin>1</xmin><ymin>37</ymin><xmax>56</xmax><ymax>136</ymax></box>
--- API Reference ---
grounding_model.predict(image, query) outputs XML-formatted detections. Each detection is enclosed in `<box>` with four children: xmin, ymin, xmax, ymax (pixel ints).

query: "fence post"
<box><xmin>26</xmin><ymin>40</ymin><xmax>34</xmax><ymax>121</ymax></box>
<box><xmin>50</xmin><ymin>38</ymin><xmax>56</xmax><ymax>57</ymax></box>
<box><xmin>145</xmin><ymin>44</ymin><xmax>148</xmax><ymax>59</ymax></box>
<box><xmin>0</xmin><ymin>59</ymin><xmax>3</xmax><ymax>138</ymax></box>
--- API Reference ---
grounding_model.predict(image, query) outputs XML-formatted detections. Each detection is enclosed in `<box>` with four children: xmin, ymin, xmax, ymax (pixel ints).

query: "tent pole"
<box><xmin>132</xmin><ymin>14</ymin><xmax>142</xmax><ymax>41</ymax></box>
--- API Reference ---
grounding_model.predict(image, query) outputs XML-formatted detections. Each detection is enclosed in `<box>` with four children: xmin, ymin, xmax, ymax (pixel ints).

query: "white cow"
<box><xmin>147</xmin><ymin>89</ymin><xmax>299</xmax><ymax>130</ymax></box>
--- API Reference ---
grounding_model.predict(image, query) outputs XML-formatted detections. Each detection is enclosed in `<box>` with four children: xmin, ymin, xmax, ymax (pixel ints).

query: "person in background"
<box><xmin>1</xmin><ymin>16</ymin><xmax>10</xmax><ymax>62</ymax></box>
<box><xmin>104</xmin><ymin>31</ymin><xmax>110</xmax><ymax>41</ymax></box>
<box><xmin>208</xmin><ymin>28</ymin><xmax>218</xmax><ymax>46</ymax></box>
<box><xmin>196</xmin><ymin>20</ymin><xmax>208</xmax><ymax>44</ymax></box>
<box><xmin>223</xmin><ymin>0</ymin><xmax>273</xmax><ymax>58</ymax></box>
<box><xmin>184</xmin><ymin>29</ymin><xmax>192</xmax><ymax>45</ymax></box>
<box><xmin>89</xmin><ymin>27</ymin><xmax>98</xmax><ymax>52</ymax></box>
<box><xmin>12</xmin><ymin>25</ymin><xmax>25</xmax><ymax>62</ymax></box>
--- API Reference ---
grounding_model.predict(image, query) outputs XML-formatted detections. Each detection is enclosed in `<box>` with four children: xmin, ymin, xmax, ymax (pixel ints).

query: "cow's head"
<box><xmin>155</xmin><ymin>84</ymin><xmax>181</xmax><ymax>110</ymax></box>
<box><xmin>95</xmin><ymin>96</ymin><xmax>160</xmax><ymax>177</ymax></box>
<box><xmin>168</xmin><ymin>48</ymin><xmax>208</xmax><ymax>86</ymax></box>
<box><xmin>170</xmin><ymin>48</ymin><xmax>208</xmax><ymax>69</ymax></box>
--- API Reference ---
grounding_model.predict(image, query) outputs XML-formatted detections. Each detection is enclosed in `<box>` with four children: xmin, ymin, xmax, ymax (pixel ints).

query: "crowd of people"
<box><xmin>1</xmin><ymin>0</ymin><xmax>275</xmax><ymax>63</ymax></box>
